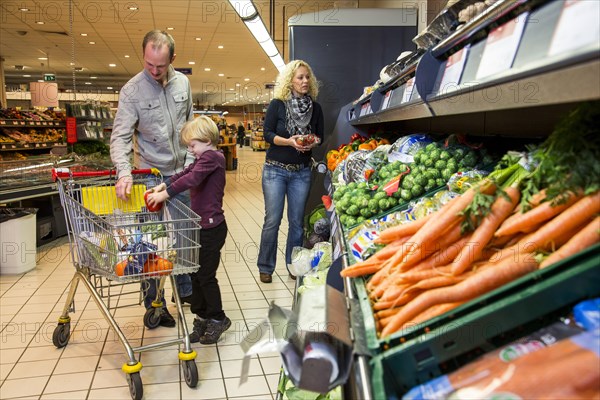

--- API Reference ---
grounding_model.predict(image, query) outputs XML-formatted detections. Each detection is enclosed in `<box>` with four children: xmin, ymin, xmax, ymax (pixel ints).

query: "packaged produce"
<box><xmin>388</xmin><ymin>134</ymin><xmax>433</xmax><ymax>163</ymax></box>
<box><xmin>403</xmin><ymin>321</ymin><xmax>585</xmax><ymax>400</ymax></box>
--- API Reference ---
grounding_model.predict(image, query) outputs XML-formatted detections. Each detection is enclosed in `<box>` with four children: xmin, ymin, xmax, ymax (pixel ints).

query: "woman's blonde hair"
<box><xmin>273</xmin><ymin>60</ymin><xmax>319</xmax><ymax>100</ymax></box>
<box><xmin>181</xmin><ymin>115</ymin><xmax>219</xmax><ymax>146</ymax></box>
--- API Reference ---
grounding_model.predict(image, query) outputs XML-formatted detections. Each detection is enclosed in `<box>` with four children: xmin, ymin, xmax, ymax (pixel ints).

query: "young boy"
<box><xmin>146</xmin><ymin>116</ymin><xmax>230</xmax><ymax>344</ymax></box>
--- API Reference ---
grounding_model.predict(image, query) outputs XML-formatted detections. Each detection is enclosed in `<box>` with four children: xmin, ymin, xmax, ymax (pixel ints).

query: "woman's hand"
<box><xmin>289</xmin><ymin>135</ymin><xmax>311</xmax><ymax>152</ymax></box>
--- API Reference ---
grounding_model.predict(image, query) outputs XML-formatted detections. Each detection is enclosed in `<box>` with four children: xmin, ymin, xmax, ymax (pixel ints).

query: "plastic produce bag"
<box><xmin>388</xmin><ymin>134</ymin><xmax>433</xmax><ymax>164</ymax></box>
<box><xmin>342</xmin><ymin>150</ymin><xmax>371</xmax><ymax>183</ymax></box>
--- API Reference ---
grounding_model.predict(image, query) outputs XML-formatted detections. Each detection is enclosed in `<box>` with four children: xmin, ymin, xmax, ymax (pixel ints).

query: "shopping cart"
<box><xmin>51</xmin><ymin>168</ymin><xmax>201</xmax><ymax>400</ymax></box>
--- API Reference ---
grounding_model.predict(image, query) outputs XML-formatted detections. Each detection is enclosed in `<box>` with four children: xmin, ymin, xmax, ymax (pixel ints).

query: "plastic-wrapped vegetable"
<box><xmin>447</xmin><ymin>169</ymin><xmax>489</xmax><ymax>193</ymax></box>
<box><xmin>388</xmin><ymin>134</ymin><xmax>433</xmax><ymax>163</ymax></box>
<box><xmin>343</xmin><ymin>150</ymin><xmax>371</xmax><ymax>183</ymax></box>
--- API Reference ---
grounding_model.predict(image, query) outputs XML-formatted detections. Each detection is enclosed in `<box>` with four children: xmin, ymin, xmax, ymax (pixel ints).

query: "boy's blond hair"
<box><xmin>181</xmin><ymin>116</ymin><xmax>219</xmax><ymax>146</ymax></box>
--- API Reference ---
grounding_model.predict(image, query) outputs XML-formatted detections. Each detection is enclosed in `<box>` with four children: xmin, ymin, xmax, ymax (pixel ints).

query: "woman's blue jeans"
<box><xmin>257</xmin><ymin>164</ymin><xmax>311</xmax><ymax>275</ymax></box>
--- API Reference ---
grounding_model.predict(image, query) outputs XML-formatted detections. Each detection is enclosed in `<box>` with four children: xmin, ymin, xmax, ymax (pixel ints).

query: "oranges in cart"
<box><xmin>143</xmin><ymin>256</ymin><xmax>173</xmax><ymax>276</ymax></box>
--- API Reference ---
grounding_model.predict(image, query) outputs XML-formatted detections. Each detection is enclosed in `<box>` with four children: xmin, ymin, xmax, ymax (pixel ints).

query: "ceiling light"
<box><xmin>195</xmin><ymin>37</ymin><xmax>202</xmax><ymax>41</ymax></box>
<box><xmin>70</xmin><ymin>62</ymin><xmax>75</xmax><ymax>66</ymax></box>
<box><xmin>109</xmin><ymin>63</ymin><xmax>116</xmax><ymax>67</ymax></box>
<box><xmin>36</xmin><ymin>21</ymin><xmax>44</xmax><ymax>24</ymax></box>
<box><xmin>218</xmin><ymin>45</ymin><xmax>224</xmax><ymax>49</ymax></box>
<box><xmin>19</xmin><ymin>7</ymin><xmax>29</xmax><ymax>11</ymax></box>
<box><xmin>128</xmin><ymin>6</ymin><xmax>138</xmax><ymax>10</ymax></box>
<box><xmin>261</xmin><ymin>67</ymin><xmax>265</xmax><ymax>71</ymax></box>
<box><xmin>228</xmin><ymin>0</ymin><xmax>257</xmax><ymax>19</ymax></box>
<box><xmin>244</xmin><ymin>78</ymin><xmax>250</xmax><ymax>81</ymax></box>
<box><xmin>90</xmin><ymin>76</ymin><xmax>97</xmax><ymax>79</ymax></box>
<box><xmin>38</xmin><ymin>57</ymin><xmax>48</xmax><ymax>60</ymax></box>
<box><xmin>167</xmin><ymin>27</ymin><xmax>174</xmax><ymax>30</ymax></box>
<box><xmin>204</xmin><ymin>68</ymin><xmax>211</xmax><ymax>71</ymax></box>
<box><xmin>125</xmin><ymin>55</ymin><xmax>130</xmax><ymax>58</ymax></box>
<box><xmin>23</xmin><ymin>74</ymin><xmax>31</xmax><ymax>77</ymax></box>
<box><xmin>218</xmin><ymin>73</ymin><xmax>224</xmax><ymax>77</ymax></box>
<box><xmin>107</xmin><ymin>86</ymin><xmax>113</xmax><ymax>89</ymax></box>
<box><xmin>89</xmin><ymin>41</ymin><xmax>95</xmax><ymax>45</ymax></box>
<box><xmin>85</xmin><ymin>82</ymin><xmax>92</xmax><ymax>85</ymax></box>
<box><xmin>188</xmin><ymin>61</ymin><xmax>195</xmax><ymax>65</ymax></box>
<box><xmin>80</xmin><ymin>33</ymin><xmax>87</xmax><ymax>36</ymax></box>
<box><xmin>236</xmin><ymin>83</ymin><xmax>240</xmax><ymax>87</ymax></box>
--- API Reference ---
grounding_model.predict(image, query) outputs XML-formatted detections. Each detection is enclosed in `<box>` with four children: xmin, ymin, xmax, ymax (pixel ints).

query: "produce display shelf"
<box><xmin>0</xmin><ymin>142</ymin><xmax>65</xmax><ymax>151</ymax></box>
<box><xmin>367</xmin><ymin>243</ymin><xmax>600</xmax><ymax>398</ymax></box>
<box><xmin>0</xmin><ymin>120</ymin><xmax>64</xmax><ymax>127</ymax></box>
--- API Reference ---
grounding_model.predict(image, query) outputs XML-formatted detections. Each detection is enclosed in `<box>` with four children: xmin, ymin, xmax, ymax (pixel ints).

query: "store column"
<box><xmin>0</xmin><ymin>57</ymin><xmax>7</xmax><ymax>108</ymax></box>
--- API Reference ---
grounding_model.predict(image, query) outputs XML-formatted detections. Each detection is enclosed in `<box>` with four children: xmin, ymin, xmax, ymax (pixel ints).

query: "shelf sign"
<box><xmin>381</xmin><ymin>90</ymin><xmax>393</xmax><ymax>110</ymax></box>
<box><xmin>401</xmin><ymin>78</ymin><xmax>415</xmax><ymax>104</ymax></box>
<box><xmin>438</xmin><ymin>45</ymin><xmax>470</xmax><ymax>95</ymax></box>
<box><xmin>476</xmin><ymin>13</ymin><xmax>528</xmax><ymax>80</ymax></box>
<box><xmin>44</xmin><ymin>74</ymin><xmax>56</xmax><ymax>82</ymax></box>
<box><xmin>548</xmin><ymin>0</ymin><xmax>600</xmax><ymax>56</ymax></box>
<box><xmin>359</xmin><ymin>102</ymin><xmax>372</xmax><ymax>117</ymax></box>
<box><xmin>66</xmin><ymin>117</ymin><xmax>77</xmax><ymax>144</ymax></box>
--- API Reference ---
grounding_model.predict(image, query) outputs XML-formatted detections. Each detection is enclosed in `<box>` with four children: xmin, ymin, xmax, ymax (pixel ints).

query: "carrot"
<box><xmin>379</xmin><ymin>282</ymin><xmax>411</xmax><ymax>302</ymax></box>
<box><xmin>518</xmin><ymin>191</ymin><xmax>600</xmax><ymax>251</ymax></box>
<box><xmin>380</xmin><ymin>255</ymin><xmax>538</xmax><ymax>337</ymax></box>
<box><xmin>397</xmin><ymin>182</ymin><xmax>497</xmax><ymax>272</ymax></box>
<box><xmin>451</xmin><ymin>187</ymin><xmax>521</xmax><ymax>275</ymax></box>
<box><xmin>403</xmin><ymin>274</ymin><xmax>468</xmax><ymax>296</ymax></box>
<box><xmin>375</xmin><ymin>213</ymin><xmax>433</xmax><ymax>244</ymax></box>
<box><xmin>375</xmin><ymin>308</ymin><xmax>401</xmax><ymax>319</ymax></box>
<box><xmin>372</xmin><ymin>290</ymin><xmax>421</xmax><ymax>311</ymax></box>
<box><xmin>540</xmin><ymin>216</ymin><xmax>600</xmax><ymax>269</ymax></box>
<box><xmin>371</xmin><ymin>236</ymin><xmax>411</xmax><ymax>260</ymax></box>
<box><xmin>495</xmin><ymin>191</ymin><xmax>581</xmax><ymax>237</ymax></box>
<box><xmin>398</xmin><ymin>235</ymin><xmax>473</xmax><ymax>279</ymax></box>
<box><xmin>403</xmin><ymin>302</ymin><xmax>464</xmax><ymax>328</ymax></box>
<box><xmin>395</xmin><ymin>265</ymin><xmax>453</xmax><ymax>284</ymax></box>
<box><xmin>341</xmin><ymin>237</ymin><xmax>412</xmax><ymax>278</ymax></box>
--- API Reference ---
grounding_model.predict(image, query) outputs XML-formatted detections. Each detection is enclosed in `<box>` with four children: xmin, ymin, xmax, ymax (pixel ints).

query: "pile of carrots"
<box><xmin>341</xmin><ymin>180</ymin><xmax>600</xmax><ymax>338</ymax></box>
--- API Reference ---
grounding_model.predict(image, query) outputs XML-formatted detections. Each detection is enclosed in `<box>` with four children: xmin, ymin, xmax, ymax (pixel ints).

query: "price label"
<box><xmin>35</xmin><ymin>121</ymin><xmax>41</xmax><ymax>126</ymax></box>
<box><xmin>35</xmin><ymin>143</ymin><xmax>40</xmax><ymax>148</ymax></box>
<box><xmin>381</xmin><ymin>90</ymin><xmax>393</xmax><ymax>110</ymax></box>
<box><xmin>12</xmin><ymin>121</ymin><xmax>18</xmax><ymax>125</ymax></box>
<box><xmin>401</xmin><ymin>78</ymin><xmax>416</xmax><ymax>104</ymax></box>
<box><xmin>548</xmin><ymin>0</ymin><xmax>600</xmax><ymax>56</ymax></box>
<box><xmin>42</xmin><ymin>122</ymin><xmax>48</xmax><ymax>126</ymax></box>
<box><xmin>20</xmin><ymin>121</ymin><xmax>25</xmax><ymax>125</ymax></box>
<box><xmin>0</xmin><ymin>121</ymin><xmax>5</xmax><ymax>125</ymax></box>
<box><xmin>438</xmin><ymin>45</ymin><xmax>470</xmax><ymax>95</ymax></box>
<box><xmin>359</xmin><ymin>102</ymin><xmax>372</xmax><ymax>117</ymax></box>
<box><xmin>476</xmin><ymin>13</ymin><xmax>528</xmax><ymax>80</ymax></box>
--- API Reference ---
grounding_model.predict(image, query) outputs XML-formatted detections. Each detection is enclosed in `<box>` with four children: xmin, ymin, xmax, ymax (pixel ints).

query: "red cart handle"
<box><xmin>52</xmin><ymin>168</ymin><xmax>161</xmax><ymax>181</ymax></box>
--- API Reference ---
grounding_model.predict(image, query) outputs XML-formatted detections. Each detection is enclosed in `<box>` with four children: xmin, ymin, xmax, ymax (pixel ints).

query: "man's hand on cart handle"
<box><xmin>116</xmin><ymin>175</ymin><xmax>133</xmax><ymax>200</ymax></box>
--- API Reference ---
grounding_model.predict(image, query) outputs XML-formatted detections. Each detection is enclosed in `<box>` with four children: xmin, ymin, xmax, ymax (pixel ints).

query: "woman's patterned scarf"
<box><xmin>285</xmin><ymin>94</ymin><xmax>313</xmax><ymax>135</ymax></box>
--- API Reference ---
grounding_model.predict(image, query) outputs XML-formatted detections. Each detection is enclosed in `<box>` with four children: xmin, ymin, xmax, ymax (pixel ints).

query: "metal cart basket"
<box><xmin>51</xmin><ymin>168</ymin><xmax>201</xmax><ymax>400</ymax></box>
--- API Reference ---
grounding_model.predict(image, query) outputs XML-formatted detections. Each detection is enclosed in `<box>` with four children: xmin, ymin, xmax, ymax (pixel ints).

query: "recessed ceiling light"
<box><xmin>89</xmin><ymin>41</ymin><xmax>95</xmax><ymax>45</ymax></box>
<box><xmin>23</xmin><ymin>74</ymin><xmax>31</xmax><ymax>77</ymax></box>
<box><xmin>109</xmin><ymin>63</ymin><xmax>116</xmax><ymax>67</ymax></box>
<box><xmin>229</xmin><ymin>88</ymin><xmax>234</xmax><ymax>91</ymax></box>
<box><xmin>38</xmin><ymin>57</ymin><xmax>48</xmax><ymax>60</ymax></box>
<box><xmin>19</xmin><ymin>7</ymin><xmax>29</xmax><ymax>11</ymax></box>
<box><xmin>85</xmin><ymin>82</ymin><xmax>92</xmax><ymax>85</ymax></box>
<box><xmin>36</xmin><ymin>21</ymin><xmax>44</xmax><ymax>24</ymax></box>
<box><xmin>261</xmin><ymin>67</ymin><xmax>265</xmax><ymax>71</ymax></box>
<box><xmin>244</xmin><ymin>78</ymin><xmax>250</xmax><ymax>81</ymax></box>
<box><xmin>195</xmin><ymin>37</ymin><xmax>201</xmax><ymax>41</ymax></box>
<box><xmin>236</xmin><ymin>83</ymin><xmax>240</xmax><ymax>87</ymax></box>
<box><xmin>218</xmin><ymin>45</ymin><xmax>224</xmax><ymax>49</ymax></box>
<box><xmin>218</xmin><ymin>73</ymin><xmax>224</xmax><ymax>77</ymax></box>
<box><xmin>167</xmin><ymin>27</ymin><xmax>174</xmax><ymax>30</ymax></box>
<box><xmin>107</xmin><ymin>86</ymin><xmax>113</xmax><ymax>90</ymax></box>
<box><xmin>244</xmin><ymin>87</ymin><xmax>248</xmax><ymax>89</ymax></box>
<box><xmin>80</xmin><ymin>33</ymin><xmax>87</xmax><ymax>36</ymax></box>
<box><xmin>124</xmin><ymin>55</ymin><xmax>130</xmax><ymax>58</ymax></box>
<box><xmin>69</xmin><ymin>62</ymin><xmax>75</xmax><ymax>66</ymax></box>
<box><xmin>90</xmin><ymin>76</ymin><xmax>97</xmax><ymax>79</ymax></box>
<box><xmin>204</xmin><ymin>68</ymin><xmax>211</xmax><ymax>71</ymax></box>
<box><xmin>128</xmin><ymin>6</ymin><xmax>138</xmax><ymax>10</ymax></box>
<box><xmin>188</xmin><ymin>61</ymin><xmax>195</xmax><ymax>65</ymax></box>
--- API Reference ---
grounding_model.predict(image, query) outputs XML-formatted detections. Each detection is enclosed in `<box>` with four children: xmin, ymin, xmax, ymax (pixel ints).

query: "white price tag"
<box><xmin>401</xmin><ymin>78</ymin><xmax>415</xmax><ymax>104</ymax></box>
<box><xmin>548</xmin><ymin>0</ymin><xmax>600</xmax><ymax>56</ymax></box>
<box><xmin>438</xmin><ymin>45</ymin><xmax>470</xmax><ymax>95</ymax></box>
<box><xmin>476</xmin><ymin>13</ymin><xmax>528</xmax><ymax>80</ymax></box>
<box><xmin>359</xmin><ymin>102</ymin><xmax>372</xmax><ymax>117</ymax></box>
<box><xmin>381</xmin><ymin>90</ymin><xmax>393</xmax><ymax>110</ymax></box>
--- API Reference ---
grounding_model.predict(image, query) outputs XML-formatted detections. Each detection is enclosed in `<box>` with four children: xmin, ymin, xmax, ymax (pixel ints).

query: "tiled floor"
<box><xmin>0</xmin><ymin>146</ymin><xmax>296</xmax><ymax>400</ymax></box>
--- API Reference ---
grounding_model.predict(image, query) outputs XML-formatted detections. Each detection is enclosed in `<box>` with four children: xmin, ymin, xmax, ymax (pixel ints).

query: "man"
<box><xmin>110</xmin><ymin>30</ymin><xmax>193</xmax><ymax>327</ymax></box>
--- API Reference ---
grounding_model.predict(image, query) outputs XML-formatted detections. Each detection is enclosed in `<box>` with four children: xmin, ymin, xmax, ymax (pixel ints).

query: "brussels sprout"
<box><xmin>429</xmin><ymin>149</ymin><xmax>441</xmax><ymax>162</ymax></box>
<box><xmin>373</xmin><ymin>191</ymin><xmax>388</xmax><ymax>200</ymax></box>
<box><xmin>435</xmin><ymin>159</ymin><xmax>447</xmax><ymax>170</ymax></box>
<box><xmin>411</xmin><ymin>184</ymin><xmax>424</xmax><ymax>197</ymax></box>
<box><xmin>400</xmin><ymin>189</ymin><xmax>412</xmax><ymax>201</ymax></box>
<box><xmin>360</xmin><ymin>208</ymin><xmax>372</xmax><ymax>218</ymax></box>
<box><xmin>424</xmin><ymin>158</ymin><xmax>435</xmax><ymax>168</ymax></box>
<box><xmin>415</xmin><ymin>174</ymin><xmax>428</xmax><ymax>187</ymax></box>
<box><xmin>439</xmin><ymin>150</ymin><xmax>452</xmax><ymax>160</ymax></box>
<box><xmin>387</xmin><ymin>197</ymin><xmax>398</xmax><ymax>208</ymax></box>
<box><xmin>345</xmin><ymin>216</ymin><xmax>357</xmax><ymax>227</ymax></box>
<box><xmin>347</xmin><ymin>205</ymin><xmax>360</xmax><ymax>216</ymax></box>
<box><xmin>442</xmin><ymin>168</ymin><xmax>454</xmax><ymax>180</ymax></box>
<box><xmin>436</xmin><ymin>178</ymin><xmax>445</xmax><ymax>187</ymax></box>
<box><xmin>425</xmin><ymin>143</ymin><xmax>438</xmax><ymax>152</ymax></box>
<box><xmin>378</xmin><ymin>198</ymin><xmax>390</xmax><ymax>210</ymax></box>
<box><xmin>425</xmin><ymin>178</ymin><xmax>437</xmax><ymax>191</ymax></box>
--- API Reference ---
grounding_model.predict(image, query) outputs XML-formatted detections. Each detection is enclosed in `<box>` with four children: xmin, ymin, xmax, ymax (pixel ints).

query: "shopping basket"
<box><xmin>51</xmin><ymin>167</ymin><xmax>201</xmax><ymax>400</ymax></box>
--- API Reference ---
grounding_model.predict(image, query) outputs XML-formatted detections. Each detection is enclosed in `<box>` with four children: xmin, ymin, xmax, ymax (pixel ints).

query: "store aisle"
<box><xmin>0</xmin><ymin>146</ymin><xmax>296</xmax><ymax>400</ymax></box>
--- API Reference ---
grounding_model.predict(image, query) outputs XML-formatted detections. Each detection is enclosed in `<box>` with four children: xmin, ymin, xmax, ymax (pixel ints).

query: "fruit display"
<box><xmin>0</xmin><ymin>108</ymin><xmax>65</xmax><ymax>121</ymax></box>
<box><xmin>0</xmin><ymin>127</ymin><xmax>64</xmax><ymax>143</ymax></box>
<box><xmin>331</xmin><ymin>135</ymin><xmax>493</xmax><ymax>228</ymax></box>
<box><xmin>326</xmin><ymin>133</ymin><xmax>389</xmax><ymax>172</ymax></box>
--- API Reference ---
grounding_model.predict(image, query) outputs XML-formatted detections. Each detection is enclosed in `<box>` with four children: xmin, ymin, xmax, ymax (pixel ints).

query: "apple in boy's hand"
<box><xmin>144</xmin><ymin>191</ymin><xmax>163</xmax><ymax>212</ymax></box>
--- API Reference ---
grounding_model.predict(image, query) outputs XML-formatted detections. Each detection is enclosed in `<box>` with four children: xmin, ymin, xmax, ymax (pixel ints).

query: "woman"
<box><xmin>257</xmin><ymin>60</ymin><xmax>324</xmax><ymax>283</ymax></box>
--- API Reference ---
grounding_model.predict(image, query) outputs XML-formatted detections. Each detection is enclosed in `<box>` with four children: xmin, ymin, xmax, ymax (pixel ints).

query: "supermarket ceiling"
<box><xmin>1</xmin><ymin>0</ymin><xmax>379</xmax><ymax>108</ymax></box>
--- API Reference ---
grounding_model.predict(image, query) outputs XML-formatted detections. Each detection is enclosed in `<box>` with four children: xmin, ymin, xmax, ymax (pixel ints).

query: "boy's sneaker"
<box><xmin>159</xmin><ymin>308</ymin><xmax>176</xmax><ymax>328</ymax></box>
<box><xmin>199</xmin><ymin>317</ymin><xmax>231</xmax><ymax>344</ymax></box>
<box><xmin>189</xmin><ymin>316</ymin><xmax>207</xmax><ymax>343</ymax></box>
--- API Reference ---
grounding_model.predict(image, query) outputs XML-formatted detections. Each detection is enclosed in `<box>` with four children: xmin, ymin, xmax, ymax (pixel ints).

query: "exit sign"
<box><xmin>44</xmin><ymin>74</ymin><xmax>56</xmax><ymax>81</ymax></box>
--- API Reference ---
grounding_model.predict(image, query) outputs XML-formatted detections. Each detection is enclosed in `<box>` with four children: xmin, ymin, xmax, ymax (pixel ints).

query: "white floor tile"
<box><xmin>41</xmin><ymin>390</ymin><xmax>89</xmax><ymax>399</ymax></box>
<box><xmin>44</xmin><ymin>371</ymin><xmax>95</xmax><ymax>393</ymax></box>
<box><xmin>0</xmin><ymin>376</ymin><xmax>50</xmax><ymax>398</ymax></box>
<box><xmin>6</xmin><ymin>358</ymin><xmax>58</xmax><ymax>379</ymax></box>
<box><xmin>224</xmin><ymin>375</ymin><xmax>271</xmax><ymax>398</ymax></box>
<box><xmin>181</xmin><ymin>378</ymin><xmax>226</xmax><ymax>399</ymax></box>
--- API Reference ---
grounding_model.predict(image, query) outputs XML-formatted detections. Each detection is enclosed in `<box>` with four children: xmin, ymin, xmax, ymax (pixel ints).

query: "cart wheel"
<box><xmin>126</xmin><ymin>372</ymin><xmax>143</xmax><ymax>400</ymax></box>
<box><xmin>52</xmin><ymin>323</ymin><xmax>70</xmax><ymax>348</ymax></box>
<box><xmin>182</xmin><ymin>359</ymin><xmax>198</xmax><ymax>388</ymax></box>
<box><xmin>143</xmin><ymin>308</ymin><xmax>161</xmax><ymax>329</ymax></box>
